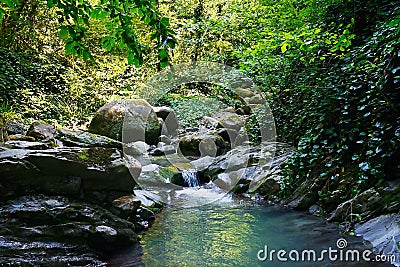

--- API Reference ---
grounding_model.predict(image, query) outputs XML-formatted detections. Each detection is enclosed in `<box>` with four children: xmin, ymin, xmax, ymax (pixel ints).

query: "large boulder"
<box><xmin>88</xmin><ymin>99</ymin><xmax>161</xmax><ymax>145</ymax></box>
<box><xmin>153</xmin><ymin>106</ymin><xmax>179</xmax><ymax>136</ymax></box>
<box><xmin>213</xmin><ymin>169</ymin><xmax>245</xmax><ymax>191</ymax></box>
<box><xmin>0</xmin><ymin>147</ymin><xmax>141</xmax><ymax>200</ymax></box>
<box><xmin>179</xmin><ymin>134</ymin><xmax>229</xmax><ymax>157</ymax></box>
<box><xmin>202</xmin><ymin>112</ymin><xmax>246</xmax><ymax>145</ymax></box>
<box><xmin>200</xmin><ymin>143</ymin><xmax>292</xmax><ymax>193</ymax></box>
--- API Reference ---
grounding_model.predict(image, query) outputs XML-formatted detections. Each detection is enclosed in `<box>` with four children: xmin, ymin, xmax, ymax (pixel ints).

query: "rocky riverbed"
<box><xmin>1</xmin><ymin>94</ymin><xmax>399</xmax><ymax>265</ymax></box>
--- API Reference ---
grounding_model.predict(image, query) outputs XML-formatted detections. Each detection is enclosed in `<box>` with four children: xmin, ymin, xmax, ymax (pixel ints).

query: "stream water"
<box><xmin>182</xmin><ymin>169</ymin><xmax>200</xmax><ymax>188</ymax></box>
<box><xmin>109</xmin><ymin>186</ymin><xmax>392</xmax><ymax>267</ymax></box>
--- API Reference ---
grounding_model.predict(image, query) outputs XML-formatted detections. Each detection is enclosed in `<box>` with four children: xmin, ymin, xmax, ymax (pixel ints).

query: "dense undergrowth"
<box><xmin>1</xmin><ymin>0</ymin><xmax>399</xmax><ymax>212</ymax></box>
<box><xmin>271</xmin><ymin>1</ymin><xmax>400</xmax><ymax>207</ymax></box>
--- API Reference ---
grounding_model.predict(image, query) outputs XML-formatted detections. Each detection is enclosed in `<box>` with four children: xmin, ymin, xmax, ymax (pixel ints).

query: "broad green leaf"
<box><xmin>128</xmin><ymin>53</ymin><xmax>135</xmax><ymax>65</ymax></box>
<box><xmin>134</xmin><ymin>58</ymin><xmax>140</xmax><ymax>67</ymax></box>
<box><xmin>59</xmin><ymin>27</ymin><xmax>69</xmax><ymax>39</ymax></box>
<box><xmin>65</xmin><ymin>41</ymin><xmax>75</xmax><ymax>55</ymax></box>
<box><xmin>281</xmin><ymin>42</ymin><xmax>288</xmax><ymax>53</ymax></box>
<box><xmin>47</xmin><ymin>0</ymin><xmax>54</xmax><ymax>8</ymax></box>
<box><xmin>158</xmin><ymin>49</ymin><xmax>168</xmax><ymax>60</ymax></box>
<box><xmin>160</xmin><ymin>17</ymin><xmax>170</xmax><ymax>26</ymax></box>
<box><xmin>388</xmin><ymin>19</ymin><xmax>399</xmax><ymax>27</ymax></box>
<box><xmin>83</xmin><ymin>51</ymin><xmax>91</xmax><ymax>60</ymax></box>
<box><xmin>160</xmin><ymin>61</ymin><xmax>169</xmax><ymax>68</ymax></box>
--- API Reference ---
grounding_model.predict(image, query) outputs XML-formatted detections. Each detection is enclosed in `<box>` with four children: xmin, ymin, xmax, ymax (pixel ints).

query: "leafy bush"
<box><xmin>0</xmin><ymin>48</ymin><xmax>70</xmax><ymax>123</ymax></box>
<box><xmin>273</xmin><ymin>1</ymin><xmax>400</xmax><ymax>204</ymax></box>
<box><xmin>158</xmin><ymin>93</ymin><xmax>227</xmax><ymax>128</ymax></box>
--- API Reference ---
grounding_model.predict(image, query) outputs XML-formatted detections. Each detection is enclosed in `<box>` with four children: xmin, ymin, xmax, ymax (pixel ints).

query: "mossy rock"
<box><xmin>57</xmin><ymin>129</ymin><xmax>122</xmax><ymax>148</ymax></box>
<box><xmin>26</xmin><ymin>121</ymin><xmax>56</xmax><ymax>141</ymax></box>
<box><xmin>179</xmin><ymin>134</ymin><xmax>229</xmax><ymax>157</ymax></box>
<box><xmin>88</xmin><ymin>99</ymin><xmax>161</xmax><ymax>145</ymax></box>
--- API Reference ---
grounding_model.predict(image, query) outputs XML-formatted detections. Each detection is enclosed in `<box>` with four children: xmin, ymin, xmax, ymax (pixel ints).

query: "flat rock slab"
<box><xmin>0</xmin><ymin>147</ymin><xmax>140</xmax><ymax>199</ymax></box>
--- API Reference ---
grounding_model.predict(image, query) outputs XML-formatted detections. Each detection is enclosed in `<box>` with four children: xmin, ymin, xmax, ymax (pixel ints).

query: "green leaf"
<box><xmin>47</xmin><ymin>0</ymin><xmax>54</xmax><ymax>8</ymax></box>
<box><xmin>6</xmin><ymin>0</ymin><xmax>17</xmax><ymax>9</ymax></box>
<box><xmin>160</xmin><ymin>61</ymin><xmax>169</xmax><ymax>68</ymax></box>
<box><xmin>65</xmin><ymin>42</ymin><xmax>76</xmax><ymax>55</ymax></box>
<box><xmin>83</xmin><ymin>51</ymin><xmax>91</xmax><ymax>61</ymax></box>
<box><xmin>127</xmin><ymin>53</ymin><xmax>135</xmax><ymax>65</ymax></box>
<box><xmin>0</xmin><ymin>7</ymin><xmax>5</xmax><ymax>21</ymax></box>
<box><xmin>59</xmin><ymin>27</ymin><xmax>69</xmax><ymax>39</ymax></box>
<box><xmin>281</xmin><ymin>42</ymin><xmax>288</xmax><ymax>53</ymax></box>
<box><xmin>388</xmin><ymin>19</ymin><xmax>399</xmax><ymax>27</ymax></box>
<box><xmin>160</xmin><ymin>17</ymin><xmax>169</xmax><ymax>26</ymax></box>
<box><xmin>158</xmin><ymin>49</ymin><xmax>168</xmax><ymax>60</ymax></box>
<box><xmin>134</xmin><ymin>58</ymin><xmax>140</xmax><ymax>67</ymax></box>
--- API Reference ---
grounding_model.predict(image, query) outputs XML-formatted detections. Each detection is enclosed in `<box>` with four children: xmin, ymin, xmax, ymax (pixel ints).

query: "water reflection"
<box><xmin>109</xmin><ymin>200</ymin><xmax>392</xmax><ymax>267</ymax></box>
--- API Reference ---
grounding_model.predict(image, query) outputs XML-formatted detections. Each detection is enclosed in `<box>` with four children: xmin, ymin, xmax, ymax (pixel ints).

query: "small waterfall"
<box><xmin>182</xmin><ymin>169</ymin><xmax>200</xmax><ymax>188</ymax></box>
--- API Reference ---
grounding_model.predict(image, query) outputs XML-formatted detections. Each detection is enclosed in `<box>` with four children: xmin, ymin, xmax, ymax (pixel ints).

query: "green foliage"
<box><xmin>0</xmin><ymin>0</ymin><xmax>176</xmax><ymax>66</ymax></box>
<box><xmin>158</xmin><ymin>93</ymin><xmax>226</xmax><ymax>128</ymax></box>
<box><xmin>158</xmin><ymin>0</ymin><xmax>236</xmax><ymax>63</ymax></box>
<box><xmin>0</xmin><ymin>48</ymin><xmax>130</xmax><ymax>125</ymax></box>
<box><xmin>274</xmin><ymin>0</ymin><xmax>400</xmax><ymax>204</ymax></box>
<box><xmin>0</xmin><ymin>49</ymin><xmax>71</xmax><ymax>122</ymax></box>
<box><xmin>0</xmin><ymin>101</ymin><xmax>18</xmax><ymax>142</ymax></box>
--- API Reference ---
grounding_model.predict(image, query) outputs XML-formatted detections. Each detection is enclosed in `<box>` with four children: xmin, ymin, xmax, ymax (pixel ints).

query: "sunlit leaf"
<box><xmin>281</xmin><ymin>42</ymin><xmax>288</xmax><ymax>53</ymax></box>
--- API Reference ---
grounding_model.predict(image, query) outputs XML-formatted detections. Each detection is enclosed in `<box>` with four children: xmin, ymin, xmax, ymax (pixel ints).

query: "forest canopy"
<box><xmin>0</xmin><ymin>0</ymin><xmax>176</xmax><ymax>66</ymax></box>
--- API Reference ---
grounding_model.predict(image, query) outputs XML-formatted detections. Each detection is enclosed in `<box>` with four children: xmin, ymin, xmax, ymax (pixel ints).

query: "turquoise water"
<box><xmin>109</xmin><ymin>194</ymin><xmax>391</xmax><ymax>267</ymax></box>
